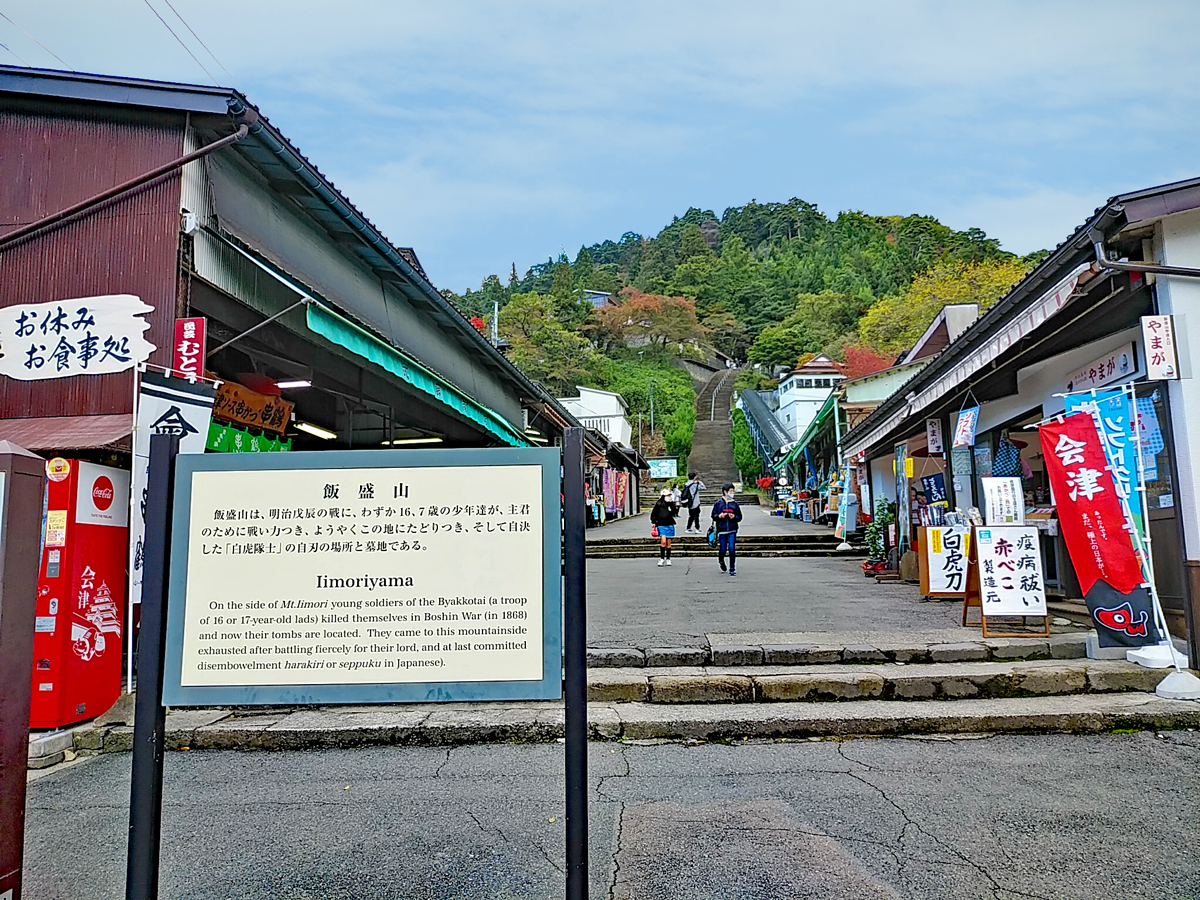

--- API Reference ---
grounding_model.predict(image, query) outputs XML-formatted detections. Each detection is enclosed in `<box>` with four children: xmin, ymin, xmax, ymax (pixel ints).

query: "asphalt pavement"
<box><xmin>23</xmin><ymin>731</ymin><xmax>1200</xmax><ymax>899</ymax></box>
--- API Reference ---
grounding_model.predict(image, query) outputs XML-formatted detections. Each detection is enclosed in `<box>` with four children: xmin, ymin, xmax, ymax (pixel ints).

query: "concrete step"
<box><xmin>586</xmin><ymin>634</ymin><xmax>1090</xmax><ymax>668</ymax></box>
<box><xmin>584</xmin><ymin>658</ymin><xmax>1179</xmax><ymax>704</ymax></box>
<box><xmin>62</xmin><ymin>692</ymin><xmax>1200</xmax><ymax>753</ymax></box>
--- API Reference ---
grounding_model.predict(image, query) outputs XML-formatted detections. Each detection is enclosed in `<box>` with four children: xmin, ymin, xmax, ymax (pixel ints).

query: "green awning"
<box><xmin>306</xmin><ymin>303</ymin><xmax>530</xmax><ymax>447</ymax></box>
<box><xmin>774</xmin><ymin>392</ymin><xmax>837</xmax><ymax>471</ymax></box>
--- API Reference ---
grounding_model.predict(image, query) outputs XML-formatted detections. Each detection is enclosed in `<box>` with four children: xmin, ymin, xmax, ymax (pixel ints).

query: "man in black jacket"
<box><xmin>711</xmin><ymin>482</ymin><xmax>743</xmax><ymax>575</ymax></box>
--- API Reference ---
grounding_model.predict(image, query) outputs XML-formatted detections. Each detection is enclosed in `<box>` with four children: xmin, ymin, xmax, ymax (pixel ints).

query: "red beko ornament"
<box><xmin>30</xmin><ymin>460</ymin><xmax>131</xmax><ymax>728</ymax></box>
<box><xmin>173</xmin><ymin>316</ymin><xmax>207</xmax><ymax>382</ymax></box>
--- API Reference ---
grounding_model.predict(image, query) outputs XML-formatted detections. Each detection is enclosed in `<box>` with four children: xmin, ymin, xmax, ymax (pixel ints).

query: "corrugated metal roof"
<box><xmin>0</xmin><ymin>414</ymin><xmax>131</xmax><ymax>450</ymax></box>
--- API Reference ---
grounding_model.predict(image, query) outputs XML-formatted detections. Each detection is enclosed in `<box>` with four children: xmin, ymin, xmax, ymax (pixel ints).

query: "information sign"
<box><xmin>925</xmin><ymin>418</ymin><xmax>944</xmax><ymax>454</ymax></box>
<box><xmin>981</xmin><ymin>476</ymin><xmax>1024</xmax><ymax>525</ymax></box>
<box><xmin>919</xmin><ymin>523</ymin><xmax>969</xmax><ymax>596</ymax></box>
<box><xmin>974</xmin><ymin>526</ymin><xmax>1046</xmax><ymax>616</ymax></box>
<box><xmin>163</xmin><ymin>448</ymin><xmax>562</xmax><ymax>706</ymax></box>
<box><xmin>1141</xmin><ymin>315</ymin><xmax>1178</xmax><ymax>380</ymax></box>
<box><xmin>647</xmin><ymin>457</ymin><xmax>678</xmax><ymax>479</ymax></box>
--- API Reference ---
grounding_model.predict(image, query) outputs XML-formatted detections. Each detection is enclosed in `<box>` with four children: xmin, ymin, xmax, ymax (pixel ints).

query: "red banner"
<box><xmin>173</xmin><ymin>316</ymin><xmax>206</xmax><ymax>382</ymax></box>
<box><xmin>1039</xmin><ymin>413</ymin><xmax>1143</xmax><ymax>595</ymax></box>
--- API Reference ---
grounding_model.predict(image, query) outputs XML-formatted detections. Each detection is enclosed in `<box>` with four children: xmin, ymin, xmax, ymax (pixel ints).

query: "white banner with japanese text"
<box><xmin>0</xmin><ymin>294</ymin><xmax>154</xmax><ymax>380</ymax></box>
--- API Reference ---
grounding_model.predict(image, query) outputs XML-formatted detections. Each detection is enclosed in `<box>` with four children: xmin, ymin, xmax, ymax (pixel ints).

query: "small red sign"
<box><xmin>173</xmin><ymin>316</ymin><xmax>207</xmax><ymax>382</ymax></box>
<box><xmin>92</xmin><ymin>476</ymin><xmax>114</xmax><ymax>511</ymax></box>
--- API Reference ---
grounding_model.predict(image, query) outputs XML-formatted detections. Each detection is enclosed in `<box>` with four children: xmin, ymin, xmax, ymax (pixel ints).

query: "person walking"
<box><xmin>711</xmin><ymin>482</ymin><xmax>742</xmax><ymax>575</ymax></box>
<box><xmin>650</xmin><ymin>488</ymin><xmax>680</xmax><ymax>567</ymax></box>
<box><xmin>681</xmin><ymin>471</ymin><xmax>706</xmax><ymax>533</ymax></box>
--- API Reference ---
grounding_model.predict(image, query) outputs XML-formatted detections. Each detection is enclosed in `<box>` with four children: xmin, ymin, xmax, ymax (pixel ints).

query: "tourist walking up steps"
<box><xmin>711</xmin><ymin>482</ymin><xmax>742</xmax><ymax>575</ymax></box>
<box><xmin>650</xmin><ymin>489</ymin><xmax>680</xmax><ymax>567</ymax></box>
<box><xmin>681</xmin><ymin>471</ymin><xmax>706</xmax><ymax>532</ymax></box>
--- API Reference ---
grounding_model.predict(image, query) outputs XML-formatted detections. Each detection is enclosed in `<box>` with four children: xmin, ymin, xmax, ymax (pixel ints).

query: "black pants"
<box><xmin>686</xmin><ymin>507</ymin><xmax>701</xmax><ymax>530</ymax></box>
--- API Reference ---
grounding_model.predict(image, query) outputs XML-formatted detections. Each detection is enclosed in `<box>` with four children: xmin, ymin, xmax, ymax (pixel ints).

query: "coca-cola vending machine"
<box><xmin>30</xmin><ymin>458</ymin><xmax>130</xmax><ymax>729</ymax></box>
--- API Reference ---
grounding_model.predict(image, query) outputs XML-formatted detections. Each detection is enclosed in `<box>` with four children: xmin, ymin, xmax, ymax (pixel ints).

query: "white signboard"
<box><xmin>176</xmin><ymin>463</ymin><xmax>545</xmax><ymax>689</ymax></box>
<box><xmin>924</xmin><ymin>524</ymin><xmax>969</xmax><ymax>594</ymax></box>
<box><xmin>1064</xmin><ymin>342</ymin><xmax>1135</xmax><ymax>394</ymax></box>
<box><xmin>975</xmin><ymin>526</ymin><xmax>1046</xmax><ymax>616</ymax></box>
<box><xmin>981</xmin><ymin>476</ymin><xmax>1024</xmax><ymax>525</ymax></box>
<box><xmin>926</xmin><ymin>418</ymin><xmax>944</xmax><ymax>454</ymax></box>
<box><xmin>129</xmin><ymin>372</ymin><xmax>215</xmax><ymax>606</ymax></box>
<box><xmin>0</xmin><ymin>294</ymin><xmax>155</xmax><ymax>380</ymax></box>
<box><xmin>1141</xmin><ymin>315</ymin><xmax>1179</xmax><ymax>380</ymax></box>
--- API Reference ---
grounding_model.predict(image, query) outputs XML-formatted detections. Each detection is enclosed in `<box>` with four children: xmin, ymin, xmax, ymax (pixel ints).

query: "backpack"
<box><xmin>682</xmin><ymin>482</ymin><xmax>698</xmax><ymax>506</ymax></box>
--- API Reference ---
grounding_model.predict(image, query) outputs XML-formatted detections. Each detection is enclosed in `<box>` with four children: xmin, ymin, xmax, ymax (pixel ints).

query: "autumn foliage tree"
<box><xmin>589</xmin><ymin>289</ymin><xmax>706</xmax><ymax>354</ymax></box>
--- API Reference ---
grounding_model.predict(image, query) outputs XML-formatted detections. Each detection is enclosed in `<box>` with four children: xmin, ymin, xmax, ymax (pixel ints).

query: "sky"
<box><xmin>4</xmin><ymin>1</ymin><xmax>1200</xmax><ymax>293</ymax></box>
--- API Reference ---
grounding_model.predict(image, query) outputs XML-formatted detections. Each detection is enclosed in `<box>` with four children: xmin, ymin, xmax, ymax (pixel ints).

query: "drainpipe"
<box><xmin>1090</xmin><ymin>229</ymin><xmax>1200</xmax><ymax>279</ymax></box>
<box><xmin>0</xmin><ymin>117</ymin><xmax>253</xmax><ymax>252</ymax></box>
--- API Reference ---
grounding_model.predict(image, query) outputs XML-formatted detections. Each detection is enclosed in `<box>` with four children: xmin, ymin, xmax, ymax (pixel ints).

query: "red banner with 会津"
<box><xmin>1039</xmin><ymin>413</ymin><xmax>1143</xmax><ymax>595</ymax></box>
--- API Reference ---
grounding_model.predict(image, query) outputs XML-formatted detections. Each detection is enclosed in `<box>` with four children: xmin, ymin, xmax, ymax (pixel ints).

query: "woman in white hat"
<box><xmin>649</xmin><ymin>488</ymin><xmax>680</xmax><ymax>566</ymax></box>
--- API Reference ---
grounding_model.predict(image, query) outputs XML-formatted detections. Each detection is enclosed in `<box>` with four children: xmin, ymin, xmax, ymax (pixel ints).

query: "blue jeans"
<box><xmin>718</xmin><ymin>531</ymin><xmax>736</xmax><ymax>570</ymax></box>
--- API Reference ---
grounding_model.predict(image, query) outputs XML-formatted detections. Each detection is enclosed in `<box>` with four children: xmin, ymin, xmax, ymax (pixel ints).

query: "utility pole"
<box><xmin>491</xmin><ymin>299</ymin><xmax>499</xmax><ymax>345</ymax></box>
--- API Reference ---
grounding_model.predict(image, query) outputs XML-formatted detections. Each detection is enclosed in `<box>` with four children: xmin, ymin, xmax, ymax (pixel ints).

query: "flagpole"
<box><xmin>127</xmin><ymin>366</ymin><xmax>142</xmax><ymax>694</ymax></box>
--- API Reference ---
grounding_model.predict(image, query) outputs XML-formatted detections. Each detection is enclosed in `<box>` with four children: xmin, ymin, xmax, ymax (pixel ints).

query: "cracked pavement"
<box><xmin>23</xmin><ymin>730</ymin><xmax>1200</xmax><ymax>899</ymax></box>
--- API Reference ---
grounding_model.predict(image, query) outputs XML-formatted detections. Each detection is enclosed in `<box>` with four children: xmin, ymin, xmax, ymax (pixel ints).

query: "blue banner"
<box><xmin>1064</xmin><ymin>389</ymin><xmax>1143</xmax><ymax>538</ymax></box>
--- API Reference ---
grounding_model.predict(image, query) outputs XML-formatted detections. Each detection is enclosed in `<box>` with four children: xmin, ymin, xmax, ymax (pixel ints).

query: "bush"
<box><xmin>592</xmin><ymin>357</ymin><xmax>696</xmax><ymax>463</ymax></box>
<box><xmin>730</xmin><ymin>409</ymin><xmax>762</xmax><ymax>480</ymax></box>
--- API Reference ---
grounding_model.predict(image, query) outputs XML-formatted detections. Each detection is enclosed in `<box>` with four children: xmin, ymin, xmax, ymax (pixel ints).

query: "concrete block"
<box><xmin>940</xmin><ymin>678</ymin><xmax>982</xmax><ymax>698</ymax></box>
<box><xmin>192</xmin><ymin>714</ymin><xmax>286</xmax><ymax>750</ymax></box>
<box><xmin>1013</xmin><ymin>664</ymin><xmax>1088</xmax><ymax>695</ymax></box>
<box><xmin>887</xmin><ymin>646</ymin><xmax>931</xmax><ymax>664</ymax></box>
<box><xmin>1049</xmin><ymin>634</ymin><xmax>1088</xmax><ymax>659</ymax></box>
<box><xmin>27</xmin><ymin>751</ymin><xmax>64</xmax><ymax>769</ymax></box>
<box><xmin>889</xmin><ymin>675</ymin><xmax>938</xmax><ymax>699</ymax></box>
<box><xmin>756</xmin><ymin>673</ymin><xmax>884</xmax><ymax>702</ymax></box>
<box><xmin>588</xmin><ymin>705</ymin><xmax>623</xmax><ymax>740</ymax></box>
<box><xmin>102</xmin><ymin>726</ymin><xmax>134</xmax><ymax>752</ymax></box>
<box><xmin>29</xmin><ymin>730</ymin><xmax>74</xmax><ymax>759</ymax></box>
<box><xmin>649</xmin><ymin>675</ymin><xmax>754</xmax><ymax>704</ymax></box>
<box><xmin>587</xmin><ymin>671</ymin><xmax>649</xmax><ymax>703</ymax></box>
<box><xmin>645</xmin><ymin>647</ymin><xmax>708</xmax><ymax>667</ymax></box>
<box><xmin>710</xmin><ymin>645</ymin><xmax>765</xmax><ymax>666</ymax></box>
<box><xmin>1086</xmin><ymin>662</ymin><xmax>1169</xmax><ymax>693</ymax></box>
<box><xmin>985</xmin><ymin>638</ymin><xmax>1050</xmax><ymax>660</ymax></box>
<box><xmin>842</xmin><ymin>645</ymin><xmax>887</xmax><ymax>663</ymax></box>
<box><xmin>762</xmin><ymin>644</ymin><xmax>818</xmax><ymax>665</ymax></box>
<box><xmin>1086</xmin><ymin>633</ymin><xmax>1128</xmax><ymax>660</ymax></box>
<box><xmin>587</xmin><ymin>648</ymin><xmax>645</xmax><ymax>668</ymax></box>
<box><xmin>929</xmin><ymin>642</ymin><xmax>988</xmax><ymax>662</ymax></box>
<box><xmin>73</xmin><ymin>726</ymin><xmax>107</xmax><ymax>752</ymax></box>
<box><xmin>93</xmin><ymin>691</ymin><xmax>135</xmax><ymax>726</ymax></box>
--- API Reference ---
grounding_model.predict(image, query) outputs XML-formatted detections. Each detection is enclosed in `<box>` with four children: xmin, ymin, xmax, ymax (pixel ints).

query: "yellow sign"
<box><xmin>212</xmin><ymin>382</ymin><xmax>294</xmax><ymax>435</ymax></box>
<box><xmin>45</xmin><ymin>509</ymin><xmax>67</xmax><ymax>547</ymax></box>
<box><xmin>905</xmin><ymin>457</ymin><xmax>914</xmax><ymax>478</ymax></box>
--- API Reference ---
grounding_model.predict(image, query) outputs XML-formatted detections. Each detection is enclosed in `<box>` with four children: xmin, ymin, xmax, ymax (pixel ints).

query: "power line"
<box><xmin>141</xmin><ymin>0</ymin><xmax>217</xmax><ymax>85</ymax></box>
<box><xmin>161</xmin><ymin>0</ymin><xmax>240</xmax><ymax>90</ymax></box>
<box><xmin>0</xmin><ymin>38</ymin><xmax>28</xmax><ymax>65</ymax></box>
<box><xmin>0</xmin><ymin>11</ymin><xmax>68</xmax><ymax>67</ymax></box>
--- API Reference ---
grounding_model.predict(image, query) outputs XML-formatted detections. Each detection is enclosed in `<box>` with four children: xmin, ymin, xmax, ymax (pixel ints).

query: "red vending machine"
<box><xmin>30</xmin><ymin>458</ymin><xmax>131</xmax><ymax>729</ymax></box>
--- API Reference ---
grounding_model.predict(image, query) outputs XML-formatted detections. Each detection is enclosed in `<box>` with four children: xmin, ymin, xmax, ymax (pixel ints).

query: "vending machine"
<box><xmin>29</xmin><ymin>458</ymin><xmax>130</xmax><ymax>729</ymax></box>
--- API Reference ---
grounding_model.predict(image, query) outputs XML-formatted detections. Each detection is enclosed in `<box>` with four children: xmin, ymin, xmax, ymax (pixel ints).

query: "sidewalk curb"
<box><xmin>55</xmin><ymin>693</ymin><xmax>1200</xmax><ymax>756</ymax></box>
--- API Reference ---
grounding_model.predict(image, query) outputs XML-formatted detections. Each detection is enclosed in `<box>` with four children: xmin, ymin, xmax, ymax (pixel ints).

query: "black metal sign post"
<box><xmin>125</xmin><ymin>434</ymin><xmax>178</xmax><ymax>900</ymax></box>
<box><xmin>562</xmin><ymin>428</ymin><xmax>589</xmax><ymax>900</ymax></box>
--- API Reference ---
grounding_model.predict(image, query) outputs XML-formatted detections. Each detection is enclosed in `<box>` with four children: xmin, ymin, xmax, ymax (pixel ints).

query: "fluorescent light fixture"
<box><xmin>276</xmin><ymin>379</ymin><xmax>312</xmax><ymax>389</ymax></box>
<box><xmin>381</xmin><ymin>437</ymin><xmax>443</xmax><ymax>446</ymax></box>
<box><xmin>295</xmin><ymin>421</ymin><xmax>337</xmax><ymax>440</ymax></box>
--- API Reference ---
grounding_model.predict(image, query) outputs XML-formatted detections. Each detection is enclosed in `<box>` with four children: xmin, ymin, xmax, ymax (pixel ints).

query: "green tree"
<box><xmin>499</xmin><ymin>292</ymin><xmax>599</xmax><ymax>394</ymax></box>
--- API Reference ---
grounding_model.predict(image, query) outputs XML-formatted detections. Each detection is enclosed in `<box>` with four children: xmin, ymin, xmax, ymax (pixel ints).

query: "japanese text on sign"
<box><xmin>975</xmin><ymin>526</ymin><xmax>1046</xmax><ymax>616</ymax></box>
<box><xmin>925</xmin><ymin>524</ymin><xmax>969</xmax><ymax>594</ymax></box>
<box><xmin>173</xmin><ymin>317</ymin><xmax>207</xmax><ymax>383</ymax></box>
<box><xmin>1141</xmin><ymin>316</ymin><xmax>1178</xmax><ymax>380</ymax></box>
<box><xmin>1064</xmin><ymin>342</ymin><xmax>1135</xmax><ymax>394</ymax></box>
<box><xmin>0</xmin><ymin>294</ymin><xmax>155</xmax><ymax>380</ymax></box>
<box><xmin>177</xmin><ymin>464</ymin><xmax>545</xmax><ymax>688</ymax></box>
<box><xmin>213</xmin><ymin>381</ymin><xmax>294</xmax><ymax>435</ymax></box>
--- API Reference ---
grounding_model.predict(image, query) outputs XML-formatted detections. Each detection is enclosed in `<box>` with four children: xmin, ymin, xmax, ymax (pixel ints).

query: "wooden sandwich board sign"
<box><xmin>918</xmin><ymin>524</ymin><xmax>970</xmax><ymax>600</ymax></box>
<box><xmin>961</xmin><ymin>525</ymin><xmax>1050</xmax><ymax>637</ymax></box>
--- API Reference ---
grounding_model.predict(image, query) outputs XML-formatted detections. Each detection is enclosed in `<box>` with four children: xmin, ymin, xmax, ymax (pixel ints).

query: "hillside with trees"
<box><xmin>444</xmin><ymin>198</ymin><xmax>1046</xmax><ymax>466</ymax></box>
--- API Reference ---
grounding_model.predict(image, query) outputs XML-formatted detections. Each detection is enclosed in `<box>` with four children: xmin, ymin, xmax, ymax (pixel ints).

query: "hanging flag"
<box><xmin>953</xmin><ymin>406</ymin><xmax>979</xmax><ymax>447</ymax></box>
<box><xmin>1064</xmin><ymin>389</ymin><xmax>1142</xmax><ymax>538</ymax></box>
<box><xmin>1039</xmin><ymin>413</ymin><xmax>1144</xmax><ymax>596</ymax></box>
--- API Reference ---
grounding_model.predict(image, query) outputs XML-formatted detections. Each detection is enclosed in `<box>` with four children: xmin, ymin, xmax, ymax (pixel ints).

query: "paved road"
<box><xmin>24</xmin><ymin>732</ymin><xmax>1200</xmax><ymax>899</ymax></box>
<box><xmin>586</xmin><ymin>553</ymin><xmax>967</xmax><ymax>648</ymax></box>
<box><xmin>587</xmin><ymin>505</ymin><xmax>830</xmax><ymax>539</ymax></box>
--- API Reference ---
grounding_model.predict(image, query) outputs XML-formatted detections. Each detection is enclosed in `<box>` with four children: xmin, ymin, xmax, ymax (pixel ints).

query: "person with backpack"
<box><xmin>681</xmin><ymin>471</ymin><xmax>706</xmax><ymax>533</ymax></box>
<box><xmin>711</xmin><ymin>482</ymin><xmax>742</xmax><ymax>575</ymax></box>
<box><xmin>650</xmin><ymin>488</ymin><xmax>680</xmax><ymax>567</ymax></box>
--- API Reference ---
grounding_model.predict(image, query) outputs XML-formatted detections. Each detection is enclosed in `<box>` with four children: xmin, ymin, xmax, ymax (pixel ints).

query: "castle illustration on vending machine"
<box><xmin>71</xmin><ymin>564</ymin><xmax>121</xmax><ymax>662</ymax></box>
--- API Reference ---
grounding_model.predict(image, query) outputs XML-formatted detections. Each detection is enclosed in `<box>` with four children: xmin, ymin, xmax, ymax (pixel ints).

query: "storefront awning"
<box><xmin>774</xmin><ymin>393</ymin><xmax>837</xmax><ymax>471</ymax></box>
<box><xmin>0</xmin><ymin>414</ymin><xmax>132</xmax><ymax>451</ymax></box>
<box><xmin>305</xmin><ymin>303</ymin><xmax>530</xmax><ymax>448</ymax></box>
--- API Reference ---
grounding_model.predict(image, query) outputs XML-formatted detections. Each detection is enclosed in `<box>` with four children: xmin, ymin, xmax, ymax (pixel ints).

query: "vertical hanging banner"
<box><xmin>953</xmin><ymin>406</ymin><xmax>979</xmax><ymax>448</ymax></box>
<box><xmin>173</xmin><ymin>317</ymin><xmax>207</xmax><ymax>383</ymax></box>
<box><xmin>1141</xmin><ymin>315</ymin><xmax>1179</xmax><ymax>381</ymax></box>
<box><xmin>925</xmin><ymin>418</ymin><xmax>944</xmax><ymax>454</ymax></box>
<box><xmin>1038</xmin><ymin>413</ymin><xmax>1157</xmax><ymax>647</ymax></box>
<box><xmin>129</xmin><ymin>372</ymin><xmax>216</xmax><ymax>609</ymax></box>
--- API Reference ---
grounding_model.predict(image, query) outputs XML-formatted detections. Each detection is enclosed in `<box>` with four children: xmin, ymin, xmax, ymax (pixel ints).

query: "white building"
<box><xmin>556</xmin><ymin>386</ymin><xmax>634</xmax><ymax>446</ymax></box>
<box><xmin>774</xmin><ymin>355</ymin><xmax>846</xmax><ymax>440</ymax></box>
